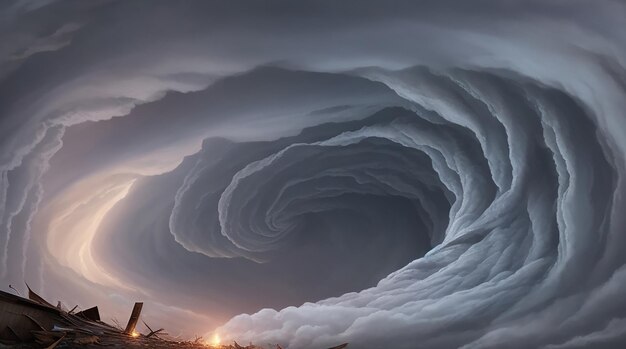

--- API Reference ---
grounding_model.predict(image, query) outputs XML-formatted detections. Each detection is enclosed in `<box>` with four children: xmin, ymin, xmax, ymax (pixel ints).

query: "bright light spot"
<box><xmin>210</xmin><ymin>333</ymin><xmax>221</xmax><ymax>347</ymax></box>
<box><xmin>131</xmin><ymin>331</ymin><xmax>140</xmax><ymax>338</ymax></box>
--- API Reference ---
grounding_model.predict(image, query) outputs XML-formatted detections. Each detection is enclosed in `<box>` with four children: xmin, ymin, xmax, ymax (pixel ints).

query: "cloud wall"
<box><xmin>1</xmin><ymin>1</ymin><xmax>625</xmax><ymax>347</ymax></box>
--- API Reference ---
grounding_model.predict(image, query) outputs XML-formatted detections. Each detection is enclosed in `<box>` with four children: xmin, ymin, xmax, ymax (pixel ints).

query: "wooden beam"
<box><xmin>25</xmin><ymin>283</ymin><xmax>54</xmax><ymax>308</ymax></box>
<box><xmin>123</xmin><ymin>302</ymin><xmax>143</xmax><ymax>335</ymax></box>
<box><xmin>76</xmin><ymin>306</ymin><xmax>101</xmax><ymax>321</ymax></box>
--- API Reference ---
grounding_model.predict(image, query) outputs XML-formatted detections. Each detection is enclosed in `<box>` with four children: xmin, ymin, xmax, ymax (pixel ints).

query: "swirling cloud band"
<box><xmin>1</xmin><ymin>1</ymin><xmax>625</xmax><ymax>348</ymax></box>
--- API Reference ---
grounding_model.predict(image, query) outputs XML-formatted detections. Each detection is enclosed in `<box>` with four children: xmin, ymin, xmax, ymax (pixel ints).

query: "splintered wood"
<box><xmin>123</xmin><ymin>302</ymin><xmax>143</xmax><ymax>335</ymax></box>
<box><xmin>0</xmin><ymin>287</ymin><xmax>348</xmax><ymax>349</ymax></box>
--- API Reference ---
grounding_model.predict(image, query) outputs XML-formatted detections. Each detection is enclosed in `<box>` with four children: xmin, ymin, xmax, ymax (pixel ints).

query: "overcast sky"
<box><xmin>1</xmin><ymin>1</ymin><xmax>626</xmax><ymax>348</ymax></box>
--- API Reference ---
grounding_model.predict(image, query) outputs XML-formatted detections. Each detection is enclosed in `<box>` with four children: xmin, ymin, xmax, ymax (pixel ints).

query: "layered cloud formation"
<box><xmin>1</xmin><ymin>0</ymin><xmax>626</xmax><ymax>348</ymax></box>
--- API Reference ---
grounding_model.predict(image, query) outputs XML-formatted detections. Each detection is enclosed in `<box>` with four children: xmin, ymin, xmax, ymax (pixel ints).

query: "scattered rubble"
<box><xmin>0</xmin><ymin>285</ymin><xmax>348</xmax><ymax>349</ymax></box>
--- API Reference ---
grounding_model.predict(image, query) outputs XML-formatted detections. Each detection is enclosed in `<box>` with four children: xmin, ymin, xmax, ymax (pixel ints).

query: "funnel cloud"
<box><xmin>1</xmin><ymin>1</ymin><xmax>626</xmax><ymax>348</ymax></box>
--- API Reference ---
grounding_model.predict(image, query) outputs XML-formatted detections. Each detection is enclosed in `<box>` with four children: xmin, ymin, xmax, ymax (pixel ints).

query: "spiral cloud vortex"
<box><xmin>1</xmin><ymin>1</ymin><xmax>626</xmax><ymax>348</ymax></box>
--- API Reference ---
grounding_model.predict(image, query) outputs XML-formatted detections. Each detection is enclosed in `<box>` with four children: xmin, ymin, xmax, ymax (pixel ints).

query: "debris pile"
<box><xmin>0</xmin><ymin>285</ymin><xmax>348</xmax><ymax>349</ymax></box>
<box><xmin>0</xmin><ymin>285</ymin><xmax>188</xmax><ymax>348</ymax></box>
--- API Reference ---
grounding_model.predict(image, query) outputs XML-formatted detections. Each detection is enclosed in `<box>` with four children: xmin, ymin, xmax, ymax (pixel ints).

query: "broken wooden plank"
<box><xmin>44</xmin><ymin>333</ymin><xmax>66</xmax><ymax>349</ymax></box>
<box><xmin>22</xmin><ymin>313</ymin><xmax>46</xmax><ymax>331</ymax></box>
<box><xmin>76</xmin><ymin>306</ymin><xmax>100</xmax><ymax>321</ymax></box>
<box><xmin>142</xmin><ymin>320</ymin><xmax>164</xmax><ymax>338</ymax></box>
<box><xmin>146</xmin><ymin>328</ymin><xmax>165</xmax><ymax>338</ymax></box>
<box><xmin>123</xmin><ymin>302</ymin><xmax>143</xmax><ymax>335</ymax></box>
<box><xmin>31</xmin><ymin>330</ymin><xmax>64</xmax><ymax>345</ymax></box>
<box><xmin>25</xmin><ymin>283</ymin><xmax>54</xmax><ymax>308</ymax></box>
<box><xmin>328</xmin><ymin>344</ymin><xmax>349</xmax><ymax>349</ymax></box>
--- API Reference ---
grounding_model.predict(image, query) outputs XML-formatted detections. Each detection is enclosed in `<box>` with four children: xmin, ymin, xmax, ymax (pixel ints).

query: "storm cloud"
<box><xmin>1</xmin><ymin>0</ymin><xmax>626</xmax><ymax>348</ymax></box>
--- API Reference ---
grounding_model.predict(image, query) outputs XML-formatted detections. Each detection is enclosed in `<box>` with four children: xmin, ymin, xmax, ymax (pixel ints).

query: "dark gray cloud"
<box><xmin>1</xmin><ymin>0</ymin><xmax>625</xmax><ymax>347</ymax></box>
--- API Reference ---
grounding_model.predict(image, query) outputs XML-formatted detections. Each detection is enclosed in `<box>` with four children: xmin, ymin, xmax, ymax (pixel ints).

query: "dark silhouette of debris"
<box><xmin>0</xmin><ymin>286</ymin><xmax>348</xmax><ymax>349</ymax></box>
<box><xmin>123</xmin><ymin>302</ymin><xmax>143</xmax><ymax>335</ymax></box>
<box><xmin>327</xmin><ymin>344</ymin><xmax>349</xmax><ymax>349</ymax></box>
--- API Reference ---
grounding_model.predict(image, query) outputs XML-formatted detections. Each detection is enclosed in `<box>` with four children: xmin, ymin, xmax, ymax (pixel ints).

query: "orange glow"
<box><xmin>131</xmin><ymin>331</ymin><xmax>140</xmax><ymax>338</ymax></box>
<box><xmin>210</xmin><ymin>333</ymin><xmax>221</xmax><ymax>347</ymax></box>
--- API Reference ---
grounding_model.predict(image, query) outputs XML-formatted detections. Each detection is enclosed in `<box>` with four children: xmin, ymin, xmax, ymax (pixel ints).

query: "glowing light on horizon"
<box><xmin>210</xmin><ymin>333</ymin><xmax>221</xmax><ymax>347</ymax></box>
